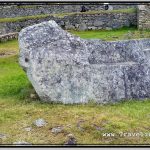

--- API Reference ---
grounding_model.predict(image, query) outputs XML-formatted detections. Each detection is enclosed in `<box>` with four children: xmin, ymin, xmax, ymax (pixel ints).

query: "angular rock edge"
<box><xmin>19</xmin><ymin>20</ymin><xmax>150</xmax><ymax>104</ymax></box>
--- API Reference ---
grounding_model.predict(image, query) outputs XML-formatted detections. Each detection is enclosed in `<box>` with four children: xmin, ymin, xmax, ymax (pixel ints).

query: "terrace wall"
<box><xmin>0</xmin><ymin>32</ymin><xmax>18</xmax><ymax>42</ymax></box>
<box><xmin>0</xmin><ymin>4</ymin><xmax>136</xmax><ymax>18</ymax></box>
<box><xmin>0</xmin><ymin>11</ymin><xmax>137</xmax><ymax>35</ymax></box>
<box><xmin>138</xmin><ymin>5</ymin><xmax>150</xmax><ymax>30</ymax></box>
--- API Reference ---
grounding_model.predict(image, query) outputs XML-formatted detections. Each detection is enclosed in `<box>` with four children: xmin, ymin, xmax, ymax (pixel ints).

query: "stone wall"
<box><xmin>138</xmin><ymin>5</ymin><xmax>150</xmax><ymax>30</ymax></box>
<box><xmin>0</xmin><ymin>4</ymin><xmax>137</xmax><ymax>18</ymax></box>
<box><xmin>0</xmin><ymin>32</ymin><xmax>18</xmax><ymax>42</ymax></box>
<box><xmin>61</xmin><ymin>12</ymin><xmax>137</xmax><ymax>30</ymax></box>
<box><xmin>0</xmin><ymin>11</ymin><xmax>137</xmax><ymax>35</ymax></box>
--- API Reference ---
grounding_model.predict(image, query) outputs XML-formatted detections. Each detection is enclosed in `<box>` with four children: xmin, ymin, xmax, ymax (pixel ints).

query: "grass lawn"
<box><xmin>0</xmin><ymin>40</ymin><xmax>19</xmax><ymax>57</ymax></box>
<box><xmin>0</xmin><ymin>27</ymin><xmax>150</xmax><ymax>145</ymax></box>
<box><xmin>70</xmin><ymin>27</ymin><xmax>150</xmax><ymax>41</ymax></box>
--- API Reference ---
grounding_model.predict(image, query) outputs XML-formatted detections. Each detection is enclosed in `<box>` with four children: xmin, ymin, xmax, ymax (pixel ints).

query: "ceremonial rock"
<box><xmin>19</xmin><ymin>20</ymin><xmax>150</xmax><ymax>104</ymax></box>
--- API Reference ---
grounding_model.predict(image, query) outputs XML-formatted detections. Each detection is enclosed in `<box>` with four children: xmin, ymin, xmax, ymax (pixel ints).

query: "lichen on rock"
<box><xmin>19</xmin><ymin>20</ymin><xmax>150</xmax><ymax>104</ymax></box>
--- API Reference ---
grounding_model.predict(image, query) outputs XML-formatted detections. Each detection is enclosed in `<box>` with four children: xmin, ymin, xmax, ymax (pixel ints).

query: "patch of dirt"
<box><xmin>0</xmin><ymin>50</ymin><xmax>17</xmax><ymax>57</ymax></box>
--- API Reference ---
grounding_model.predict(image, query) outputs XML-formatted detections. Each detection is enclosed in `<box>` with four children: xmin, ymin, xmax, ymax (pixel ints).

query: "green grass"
<box><xmin>0</xmin><ymin>8</ymin><xmax>136</xmax><ymax>23</ymax></box>
<box><xmin>70</xmin><ymin>27</ymin><xmax>150</xmax><ymax>41</ymax></box>
<box><xmin>0</xmin><ymin>56</ymin><xmax>30</xmax><ymax>98</ymax></box>
<box><xmin>0</xmin><ymin>14</ymin><xmax>51</xmax><ymax>23</ymax></box>
<box><xmin>55</xmin><ymin>8</ymin><xmax>137</xmax><ymax>18</ymax></box>
<box><xmin>0</xmin><ymin>40</ymin><xmax>19</xmax><ymax>57</ymax></box>
<box><xmin>0</xmin><ymin>28</ymin><xmax>150</xmax><ymax>145</ymax></box>
<box><xmin>0</xmin><ymin>40</ymin><xmax>19</xmax><ymax>52</ymax></box>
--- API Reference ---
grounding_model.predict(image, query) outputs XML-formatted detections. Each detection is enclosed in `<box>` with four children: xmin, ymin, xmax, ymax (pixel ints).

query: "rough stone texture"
<box><xmin>64</xmin><ymin>134</ymin><xmax>77</xmax><ymax>145</ymax></box>
<box><xmin>138</xmin><ymin>4</ymin><xmax>150</xmax><ymax>30</ymax></box>
<box><xmin>19</xmin><ymin>21</ymin><xmax>150</xmax><ymax>104</ymax></box>
<box><xmin>0</xmin><ymin>24</ymin><xmax>6</xmax><ymax>35</ymax></box>
<box><xmin>0</xmin><ymin>4</ymin><xmax>136</xmax><ymax>18</ymax></box>
<box><xmin>0</xmin><ymin>11</ymin><xmax>137</xmax><ymax>35</ymax></box>
<box><xmin>0</xmin><ymin>32</ymin><xmax>18</xmax><ymax>42</ymax></box>
<box><xmin>33</xmin><ymin>118</ymin><xmax>47</xmax><ymax>127</ymax></box>
<box><xmin>51</xmin><ymin>127</ymin><xmax>63</xmax><ymax>134</ymax></box>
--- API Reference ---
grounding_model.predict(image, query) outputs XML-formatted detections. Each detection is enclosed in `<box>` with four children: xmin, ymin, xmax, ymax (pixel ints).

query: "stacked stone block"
<box><xmin>138</xmin><ymin>5</ymin><xmax>150</xmax><ymax>30</ymax></box>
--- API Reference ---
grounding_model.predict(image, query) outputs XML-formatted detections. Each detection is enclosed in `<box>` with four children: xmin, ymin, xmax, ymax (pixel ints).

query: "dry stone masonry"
<box><xmin>0</xmin><ymin>4</ymin><xmax>136</xmax><ymax>18</ymax></box>
<box><xmin>19</xmin><ymin>21</ymin><xmax>150</xmax><ymax>104</ymax></box>
<box><xmin>0</xmin><ymin>4</ymin><xmax>149</xmax><ymax>36</ymax></box>
<box><xmin>0</xmin><ymin>32</ymin><xmax>18</xmax><ymax>42</ymax></box>
<box><xmin>0</xmin><ymin>11</ymin><xmax>137</xmax><ymax>35</ymax></box>
<box><xmin>138</xmin><ymin>5</ymin><xmax>150</xmax><ymax>30</ymax></box>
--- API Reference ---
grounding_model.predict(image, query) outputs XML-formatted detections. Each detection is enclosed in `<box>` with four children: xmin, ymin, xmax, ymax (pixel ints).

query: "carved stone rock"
<box><xmin>19</xmin><ymin>20</ymin><xmax>150</xmax><ymax>104</ymax></box>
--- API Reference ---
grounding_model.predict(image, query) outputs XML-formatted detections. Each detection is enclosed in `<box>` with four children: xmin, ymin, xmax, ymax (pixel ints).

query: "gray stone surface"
<box><xmin>94</xmin><ymin>20</ymin><xmax>104</xmax><ymax>27</ymax></box>
<box><xmin>19</xmin><ymin>20</ymin><xmax>150</xmax><ymax>104</ymax></box>
<box><xmin>78</xmin><ymin>23</ymin><xmax>87</xmax><ymax>31</ymax></box>
<box><xmin>0</xmin><ymin>4</ymin><xmax>136</xmax><ymax>18</ymax></box>
<box><xmin>64</xmin><ymin>134</ymin><xmax>77</xmax><ymax>145</ymax></box>
<box><xmin>33</xmin><ymin>118</ymin><xmax>47</xmax><ymax>127</ymax></box>
<box><xmin>0</xmin><ymin>32</ymin><xmax>18</xmax><ymax>42</ymax></box>
<box><xmin>0</xmin><ymin>11</ymin><xmax>137</xmax><ymax>35</ymax></box>
<box><xmin>138</xmin><ymin>5</ymin><xmax>150</xmax><ymax>30</ymax></box>
<box><xmin>13</xmin><ymin>141</ymin><xmax>31</xmax><ymax>145</ymax></box>
<box><xmin>51</xmin><ymin>127</ymin><xmax>63</xmax><ymax>134</ymax></box>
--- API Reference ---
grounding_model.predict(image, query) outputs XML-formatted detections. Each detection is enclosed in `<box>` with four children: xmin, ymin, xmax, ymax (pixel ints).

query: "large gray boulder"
<box><xmin>19</xmin><ymin>20</ymin><xmax>150</xmax><ymax>104</ymax></box>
